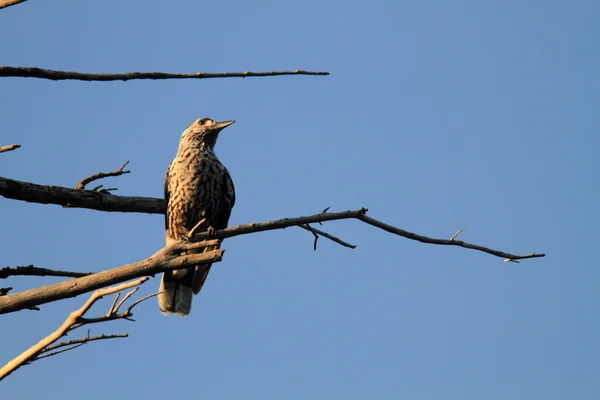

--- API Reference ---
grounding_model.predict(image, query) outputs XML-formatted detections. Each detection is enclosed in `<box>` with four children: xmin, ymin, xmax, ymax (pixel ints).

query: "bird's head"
<box><xmin>180</xmin><ymin>117</ymin><xmax>235</xmax><ymax>151</ymax></box>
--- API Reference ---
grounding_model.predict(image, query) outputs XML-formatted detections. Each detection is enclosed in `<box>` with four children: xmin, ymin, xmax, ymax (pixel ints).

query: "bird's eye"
<box><xmin>197</xmin><ymin>119</ymin><xmax>206</xmax><ymax>125</ymax></box>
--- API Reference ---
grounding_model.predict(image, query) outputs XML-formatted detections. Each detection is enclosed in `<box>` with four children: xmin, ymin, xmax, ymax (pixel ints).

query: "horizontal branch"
<box><xmin>0</xmin><ymin>66</ymin><xmax>329</xmax><ymax>82</ymax></box>
<box><xmin>0</xmin><ymin>176</ymin><xmax>164</xmax><ymax>214</ymax></box>
<box><xmin>0</xmin><ymin>265</ymin><xmax>91</xmax><ymax>279</ymax></box>
<box><xmin>0</xmin><ymin>240</ymin><xmax>222</xmax><ymax>314</ymax></box>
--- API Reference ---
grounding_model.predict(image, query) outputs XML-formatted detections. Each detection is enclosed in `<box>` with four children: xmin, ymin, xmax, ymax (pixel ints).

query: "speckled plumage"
<box><xmin>158</xmin><ymin>117</ymin><xmax>235</xmax><ymax>317</ymax></box>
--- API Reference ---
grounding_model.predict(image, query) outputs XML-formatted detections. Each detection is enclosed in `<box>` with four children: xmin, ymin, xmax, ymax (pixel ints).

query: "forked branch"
<box><xmin>0</xmin><ymin>278</ymin><xmax>152</xmax><ymax>381</ymax></box>
<box><xmin>75</xmin><ymin>161</ymin><xmax>131</xmax><ymax>192</ymax></box>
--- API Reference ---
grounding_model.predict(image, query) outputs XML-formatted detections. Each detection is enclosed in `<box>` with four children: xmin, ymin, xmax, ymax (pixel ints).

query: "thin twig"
<box><xmin>0</xmin><ymin>265</ymin><xmax>92</xmax><ymax>279</ymax></box>
<box><xmin>298</xmin><ymin>224</ymin><xmax>356</xmax><ymax>249</ymax></box>
<box><xmin>450</xmin><ymin>228</ymin><xmax>466</xmax><ymax>241</ymax></box>
<box><xmin>0</xmin><ymin>66</ymin><xmax>330</xmax><ymax>82</ymax></box>
<box><xmin>303</xmin><ymin>224</ymin><xmax>320</xmax><ymax>251</ymax></box>
<box><xmin>0</xmin><ymin>144</ymin><xmax>20</xmax><ymax>153</ymax></box>
<box><xmin>75</xmin><ymin>161</ymin><xmax>130</xmax><ymax>191</ymax></box>
<box><xmin>31</xmin><ymin>334</ymin><xmax>128</xmax><ymax>362</ymax></box>
<box><xmin>106</xmin><ymin>293</ymin><xmax>120</xmax><ymax>316</ymax></box>
<box><xmin>113</xmin><ymin>287</ymin><xmax>138</xmax><ymax>314</ymax></box>
<box><xmin>187</xmin><ymin>217</ymin><xmax>208</xmax><ymax>239</ymax></box>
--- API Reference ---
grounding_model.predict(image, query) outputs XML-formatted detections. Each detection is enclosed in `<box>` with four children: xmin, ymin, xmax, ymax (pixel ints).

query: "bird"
<box><xmin>158</xmin><ymin>117</ymin><xmax>236</xmax><ymax>317</ymax></box>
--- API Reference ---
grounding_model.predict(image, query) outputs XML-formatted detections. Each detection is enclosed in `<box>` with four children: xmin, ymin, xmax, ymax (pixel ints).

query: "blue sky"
<box><xmin>1</xmin><ymin>0</ymin><xmax>599</xmax><ymax>398</ymax></box>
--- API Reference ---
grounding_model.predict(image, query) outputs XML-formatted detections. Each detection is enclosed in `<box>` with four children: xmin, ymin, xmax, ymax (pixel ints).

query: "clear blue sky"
<box><xmin>1</xmin><ymin>0</ymin><xmax>598</xmax><ymax>398</ymax></box>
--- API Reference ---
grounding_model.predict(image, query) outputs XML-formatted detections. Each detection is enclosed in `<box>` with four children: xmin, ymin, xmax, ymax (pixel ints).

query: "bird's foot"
<box><xmin>206</xmin><ymin>226</ymin><xmax>216</xmax><ymax>239</ymax></box>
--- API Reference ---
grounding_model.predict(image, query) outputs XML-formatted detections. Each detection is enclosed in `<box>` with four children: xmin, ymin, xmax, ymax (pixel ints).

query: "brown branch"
<box><xmin>0</xmin><ymin>66</ymin><xmax>330</xmax><ymax>82</ymax></box>
<box><xmin>75</xmin><ymin>161</ymin><xmax>130</xmax><ymax>191</ymax></box>
<box><xmin>0</xmin><ymin>278</ymin><xmax>145</xmax><ymax>381</ymax></box>
<box><xmin>0</xmin><ymin>0</ymin><xmax>26</xmax><ymax>10</ymax></box>
<box><xmin>0</xmin><ymin>144</ymin><xmax>20</xmax><ymax>153</ymax></box>
<box><xmin>0</xmin><ymin>176</ymin><xmax>164</xmax><ymax>214</ymax></box>
<box><xmin>0</xmin><ymin>265</ymin><xmax>92</xmax><ymax>279</ymax></box>
<box><xmin>0</xmin><ymin>240</ymin><xmax>222</xmax><ymax>314</ymax></box>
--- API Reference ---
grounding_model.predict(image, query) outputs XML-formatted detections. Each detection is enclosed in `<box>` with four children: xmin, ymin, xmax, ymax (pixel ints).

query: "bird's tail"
<box><xmin>158</xmin><ymin>272</ymin><xmax>193</xmax><ymax>317</ymax></box>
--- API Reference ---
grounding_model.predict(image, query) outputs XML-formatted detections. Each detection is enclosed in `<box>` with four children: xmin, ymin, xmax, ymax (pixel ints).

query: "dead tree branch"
<box><xmin>299</xmin><ymin>224</ymin><xmax>357</xmax><ymax>249</ymax></box>
<box><xmin>0</xmin><ymin>207</ymin><xmax>545</xmax><ymax>315</ymax></box>
<box><xmin>0</xmin><ymin>66</ymin><xmax>330</xmax><ymax>82</ymax></box>
<box><xmin>29</xmin><ymin>333</ymin><xmax>128</xmax><ymax>362</ymax></box>
<box><xmin>0</xmin><ymin>0</ymin><xmax>26</xmax><ymax>10</ymax></box>
<box><xmin>0</xmin><ymin>278</ymin><xmax>149</xmax><ymax>381</ymax></box>
<box><xmin>0</xmin><ymin>265</ymin><xmax>92</xmax><ymax>279</ymax></box>
<box><xmin>75</xmin><ymin>161</ymin><xmax>130</xmax><ymax>191</ymax></box>
<box><xmin>0</xmin><ymin>144</ymin><xmax>20</xmax><ymax>153</ymax></box>
<box><xmin>0</xmin><ymin>177</ymin><xmax>163</xmax><ymax>214</ymax></box>
<box><xmin>0</xmin><ymin>240</ymin><xmax>222</xmax><ymax>314</ymax></box>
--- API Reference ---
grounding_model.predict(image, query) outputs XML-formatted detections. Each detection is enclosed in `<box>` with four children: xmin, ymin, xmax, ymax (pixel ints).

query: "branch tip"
<box><xmin>450</xmin><ymin>228</ymin><xmax>467</xmax><ymax>241</ymax></box>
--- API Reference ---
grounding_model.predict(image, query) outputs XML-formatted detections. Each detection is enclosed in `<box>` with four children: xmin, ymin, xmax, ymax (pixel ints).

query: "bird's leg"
<box><xmin>182</xmin><ymin>218</ymin><xmax>207</xmax><ymax>242</ymax></box>
<box><xmin>206</xmin><ymin>226</ymin><xmax>216</xmax><ymax>239</ymax></box>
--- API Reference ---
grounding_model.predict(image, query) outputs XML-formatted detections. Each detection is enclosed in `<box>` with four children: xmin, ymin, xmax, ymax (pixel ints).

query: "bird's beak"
<box><xmin>212</xmin><ymin>120</ymin><xmax>235</xmax><ymax>132</ymax></box>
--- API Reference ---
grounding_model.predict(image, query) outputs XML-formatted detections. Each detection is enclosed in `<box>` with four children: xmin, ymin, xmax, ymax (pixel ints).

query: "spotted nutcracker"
<box><xmin>158</xmin><ymin>117</ymin><xmax>236</xmax><ymax>316</ymax></box>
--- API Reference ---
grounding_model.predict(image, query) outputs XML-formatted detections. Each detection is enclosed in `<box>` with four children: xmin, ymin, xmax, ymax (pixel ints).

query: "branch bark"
<box><xmin>0</xmin><ymin>66</ymin><xmax>329</xmax><ymax>81</ymax></box>
<box><xmin>0</xmin><ymin>176</ymin><xmax>164</xmax><ymax>214</ymax></box>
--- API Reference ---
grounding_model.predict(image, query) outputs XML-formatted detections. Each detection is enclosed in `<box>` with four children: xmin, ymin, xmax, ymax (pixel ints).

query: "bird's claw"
<box><xmin>206</xmin><ymin>226</ymin><xmax>216</xmax><ymax>239</ymax></box>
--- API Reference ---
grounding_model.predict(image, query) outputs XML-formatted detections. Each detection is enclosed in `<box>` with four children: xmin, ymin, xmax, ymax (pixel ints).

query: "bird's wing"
<box><xmin>190</xmin><ymin>167</ymin><xmax>235</xmax><ymax>295</ymax></box>
<box><xmin>219</xmin><ymin>167</ymin><xmax>235</xmax><ymax>228</ymax></box>
<box><xmin>164</xmin><ymin>163</ymin><xmax>172</xmax><ymax>231</ymax></box>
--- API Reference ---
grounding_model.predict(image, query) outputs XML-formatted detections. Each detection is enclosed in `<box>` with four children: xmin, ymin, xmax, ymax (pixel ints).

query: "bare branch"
<box><xmin>31</xmin><ymin>334</ymin><xmax>128</xmax><ymax>362</ymax></box>
<box><xmin>0</xmin><ymin>265</ymin><xmax>92</xmax><ymax>279</ymax></box>
<box><xmin>0</xmin><ymin>205</ymin><xmax>544</xmax><ymax>315</ymax></box>
<box><xmin>0</xmin><ymin>144</ymin><xmax>20</xmax><ymax>153</ymax></box>
<box><xmin>0</xmin><ymin>240</ymin><xmax>222</xmax><ymax>314</ymax></box>
<box><xmin>75</xmin><ymin>161</ymin><xmax>130</xmax><ymax>191</ymax></box>
<box><xmin>0</xmin><ymin>278</ymin><xmax>145</xmax><ymax>381</ymax></box>
<box><xmin>0</xmin><ymin>66</ymin><xmax>330</xmax><ymax>82</ymax></box>
<box><xmin>0</xmin><ymin>0</ymin><xmax>26</xmax><ymax>10</ymax></box>
<box><xmin>0</xmin><ymin>176</ymin><xmax>164</xmax><ymax>214</ymax></box>
<box><xmin>299</xmin><ymin>224</ymin><xmax>357</xmax><ymax>249</ymax></box>
<box><xmin>356</xmin><ymin>213</ymin><xmax>544</xmax><ymax>262</ymax></box>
